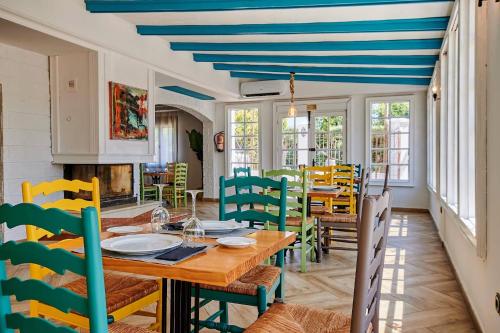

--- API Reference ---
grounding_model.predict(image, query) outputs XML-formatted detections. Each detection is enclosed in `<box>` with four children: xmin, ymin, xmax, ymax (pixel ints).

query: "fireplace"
<box><xmin>63</xmin><ymin>164</ymin><xmax>136</xmax><ymax>207</ymax></box>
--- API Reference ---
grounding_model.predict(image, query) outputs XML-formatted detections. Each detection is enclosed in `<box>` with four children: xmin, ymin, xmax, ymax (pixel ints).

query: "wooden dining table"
<box><xmin>306</xmin><ymin>187</ymin><xmax>345</xmax><ymax>216</ymax></box>
<box><xmin>99</xmin><ymin>226</ymin><xmax>296</xmax><ymax>333</ymax></box>
<box><xmin>144</xmin><ymin>171</ymin><xmax>174</xmax><ymax>184</ymax></box>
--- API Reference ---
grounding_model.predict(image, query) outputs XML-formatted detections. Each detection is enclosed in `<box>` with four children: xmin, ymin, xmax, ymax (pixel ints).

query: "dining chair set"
<box><xmin>0</xmin><ymin>164</ymin><xmax>392</xmax><ymax>333</ymax></box>
<box><xmin>140</xmin><ymin>162</ymin><xmax>189</xmax><ymax>208</ymax></box>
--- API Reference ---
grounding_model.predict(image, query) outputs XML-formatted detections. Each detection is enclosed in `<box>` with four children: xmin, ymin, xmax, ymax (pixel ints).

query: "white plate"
<box><xmin>101</xmin><ymin>234</ymin><xmax>182</xmax><ymax>255</ymax></box>
<box><xmin>183</xmin><ymin>220</ymin><xmax>244</xmax><ymax>233</ymax></box>
<box><xmin>216</xmin><ymin>237</ymin><xmax>256</xmax><ymax>249</ymax></box>
<box><xmin>106</xmin><ymin>226</ymin><xmax>143</xmax><ymax>234</ymax></box>
<box><xmin>312</xmin><ymin>186</ymin><xmax>340</xmax><ymax>191</ymax></box>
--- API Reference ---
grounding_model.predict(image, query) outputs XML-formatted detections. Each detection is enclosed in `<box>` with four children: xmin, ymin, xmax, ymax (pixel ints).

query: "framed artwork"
<box><xmin>109</xmin><ymin>81</ymin><xmax>148</xmax><ymax>140</ymax></box>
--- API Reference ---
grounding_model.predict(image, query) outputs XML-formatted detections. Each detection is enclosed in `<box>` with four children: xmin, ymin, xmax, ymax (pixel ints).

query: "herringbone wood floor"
<box><xmin>8</xmin><ymin>202</ymin><xmax>476</xmax><ymax>332</ymax></box>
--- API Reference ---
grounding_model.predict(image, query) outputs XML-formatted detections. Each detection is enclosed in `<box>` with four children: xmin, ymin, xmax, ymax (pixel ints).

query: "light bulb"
<box><xmin>432</xmin><ymin>85</ymin><xmax>438</xmax><ymax>94</ymax></box>
<box><xmin>288</xmin><ymin>103</ymin><xmax>297</xmax><ymax>117</ymax></box>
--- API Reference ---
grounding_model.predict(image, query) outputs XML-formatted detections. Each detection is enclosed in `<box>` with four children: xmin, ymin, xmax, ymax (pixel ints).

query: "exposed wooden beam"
<box><xmin>160</xmin><ymin>86</ymin><xmax>215</xmax><ymax>100</ymax></box>
<box><xmin>213</xmin><ymin>63</ymin><xmax>434</xmax><ymax>76</ymax></box>
<box><xmin>230</xmin><ymin>71</ymin><xmax>431</xmax><ymax>85</ymax></box>
<box><xmin>194</xmin><ymin>54</ymin><xmax>439</xmax><ymax>65</ymax></box>
<box><xmin>86</xmin><ymin>0</ymin><xmax>452</xmax><ymax>12</ymax></box>
<box><xmin>137</xmin><ymin>17</ymin><xmax>449</xmax><ymax>35</ymax></box>
<box><xmin>170</xmin><ymin>38</ymin><xmax>443</xmax><ymax>51</ymax></box>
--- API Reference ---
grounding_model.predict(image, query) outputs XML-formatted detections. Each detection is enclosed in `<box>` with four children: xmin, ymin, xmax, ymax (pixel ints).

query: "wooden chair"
<box><xmin>195</xmin><ymin>175</ymin><xmax>288</xmax><ymax>333</ymax></box>
<box><xmin>331</xmin><ymin>164</ymin><xmax>357</xmax><ymax>214</ymax></box>
<box><xmin>302</xmin><ymin>165</ymin><xmax>335</xmax><ymax>215</ymax></box>
<box><xmin>140</xmin><ymin>164</ymin><xmax>159</xmax><ymax>201</ymax></box>
<box><xmin>0</xmin><ymin>203</ymin><xmax>155</xmax><ymax>333</ymax></box>
<box><xmin>245</xmin><ymin>189</ymin><xmax>392</xmax><ymax>333</ymax></box>
<box><xmin>317</xmin><ymin>169</ymin><xmax>370</xmax><ymax>258</ymax></box>
<box><xmin>262</xmin><ymin>169</ymin><xmax>315</xmax><ymax>272</ymax></box>
<box><xmin>21</xmin><ymin>178</ymin><xmax>162</xmax><ymax>331</ymax></box>
<box><xmin>164</xmin><ymin>162</ymin><xmax>188</xmax><ymax>208</ymax></box>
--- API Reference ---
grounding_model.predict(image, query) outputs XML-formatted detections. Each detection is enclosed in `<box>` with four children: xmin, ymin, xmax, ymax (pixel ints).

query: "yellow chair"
<box><xmin>22</xmin><ymin>177</ymin><xmax>163</xmax><ymax>331</ymax></box>
<box><xmin>302</xmin><ymin>165</ymin><xmax>335</xmax><ymax>214</ymax></box>
<box><xmin>332</xmin><ymin>164</ymin><xmax>356</xmax><ymax>214</ymax></box>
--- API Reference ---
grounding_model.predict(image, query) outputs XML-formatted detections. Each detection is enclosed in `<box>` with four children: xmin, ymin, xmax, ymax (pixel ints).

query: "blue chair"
<box><xmin>195</xmin><ymin>175</ymin><xmax>288</xmax><ymax>333</ymax></box>
<box><xmin>0</xmin><ymin>203</ymin><xmax>155</xmax><ymax>333</ymax></box>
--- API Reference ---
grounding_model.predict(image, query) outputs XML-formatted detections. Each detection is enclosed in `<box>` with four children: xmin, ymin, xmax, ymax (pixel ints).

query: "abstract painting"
<box><xmin>109</xmin><ymin>81</ymin><xmax>148</xmax><ymax>140</ymax></box>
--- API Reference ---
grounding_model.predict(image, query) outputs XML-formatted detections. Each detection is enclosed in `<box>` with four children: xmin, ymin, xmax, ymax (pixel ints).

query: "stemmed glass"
<box><xmin>151</xmin><ymin>205</ymin><xmax>170</xmax><ymax>233</ymax></box>
<box><xmin>182</xmin><ymin>190</ymin><xmax>205</xmax><ymax>244</ymax></box>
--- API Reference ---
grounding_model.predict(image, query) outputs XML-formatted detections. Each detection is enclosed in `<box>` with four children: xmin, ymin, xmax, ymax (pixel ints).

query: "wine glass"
<box><xmin>151</xmin><ymin>205</ymin><xmax>170</xmax><ymax>233</ymax></box>
<box><xmin>182</xmin><ymin>190</ymin><xmax>205</xmax><ymax>245</ymax></box>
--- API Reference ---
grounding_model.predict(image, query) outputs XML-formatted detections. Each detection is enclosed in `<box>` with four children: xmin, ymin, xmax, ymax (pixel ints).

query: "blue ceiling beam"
<box><xmin>213</xmin><ymin>63</ymin><xmax>434</xmax><ymax>76</ymax></box>
<box><xmin>230</xmin><ymin>71</ymin><xmax>430</xmax><ymax>85</ymax></box>
<box><xmin>137</xmin><ymin>17</ymin><xmax>449</xmax><ymax>35</ymax></box>
<box><xmin>160</xmin><ymin>86</ymin><xmax>215</xmax><ymax>100</ymax></box>
<box><xmin>171</xmin><ymin>38</ymin><xmax>443</xmax><ymax>52</ymax></box>
<box><xmin>194</xmin><ymin>54</ymin><xmax>438</xmax><ymax>65</ymax></box>
<box><xmin>86</xmin><ymin>0</ymin><xmax>452</xmax><ymax>12</ymax></box>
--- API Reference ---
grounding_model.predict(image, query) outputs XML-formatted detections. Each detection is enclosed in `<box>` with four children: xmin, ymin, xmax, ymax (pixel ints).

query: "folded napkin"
<box><xmin>155</xmin><ymin>245</ymin><xmax>207</xmax><ymax>261</ymax></box>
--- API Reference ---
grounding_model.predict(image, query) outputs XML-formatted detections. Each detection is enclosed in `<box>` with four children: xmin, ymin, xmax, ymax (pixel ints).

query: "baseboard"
<box><xmin>392</xmin><ymin>207</ymin><xmax>429</xmax><ymax>213</ymax></box>
<box><xmin>428</xmin><ymin>214</ymin><xmax>484</xmax><ymax>333</ymax></box>
<box><xmin>202</xmin><ymin>197</ymin><xmax>219</xmax><ymax>202</ymax></box>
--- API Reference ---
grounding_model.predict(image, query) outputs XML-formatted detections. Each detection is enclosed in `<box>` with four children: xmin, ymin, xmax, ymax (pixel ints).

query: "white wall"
<box><xmin>176</xmin><ymin>112</ymin><xmax>203</xmax><ymax>190</ymax></box>
<box><xmin>0</xmin><ymin>42</ymin><xmax>63</xmax><ymax>240</ymax></box>
<box><xmin>215</xmin><ymin>91</ymin><xmax>429</xmax><ymax>208</ymax></box>
<box><xmin>428</xmin><ymin>3</ymin><xmax>500</xmax><ymax>332</ymax></box>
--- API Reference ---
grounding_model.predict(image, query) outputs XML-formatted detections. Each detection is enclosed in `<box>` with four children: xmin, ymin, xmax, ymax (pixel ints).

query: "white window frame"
<box><xmin>365</xmin><ymin>95</ymin><xmax>416</xmax><ymax>187</ymax></box>
<box><xmin>426</xmin><ymin>66</ymin><xmax>440</xmax><ymax>193</ymax></box>
<box><xmin>225</xmin><ymin>104</ymin><xmax>262</xmax><ymax>177</ymax></box>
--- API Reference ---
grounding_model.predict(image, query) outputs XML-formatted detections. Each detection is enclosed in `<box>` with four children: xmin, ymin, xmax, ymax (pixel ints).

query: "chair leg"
<box><xmin>183</xmin><ymin>191</ymin><xmax>188</xmax><ymax>207</ymax></box>
<box><xmin>173</xmin><ymin>190</ymin><xmax>178</xmax><ymax>208</ymax></box>
<box><xmin>300</xmin><ymin>230</ymin><xmax>307</xmax><ymax>273</ymax></box>
<box><xmin>257</xmin><ymin>286</ymin><xmax>267</xmax><ymax>316</ymax></box>
<box><xmin>219</xmin><ymin>301</ymin><xmax>229</xmax><ymax>332</ymax></box>
<box><xmin>310</xmin><ymin>225</ymin><xmax>316</xmax><ymax>263</ymax></box>
<box><xmin>316</xmin><ymin>219</ymin><xmax>322</xmax><ymax>263</ymax></box>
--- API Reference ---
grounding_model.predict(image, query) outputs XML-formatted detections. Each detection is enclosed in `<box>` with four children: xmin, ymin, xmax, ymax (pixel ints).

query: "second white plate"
<box><xmin>216</xmin><ymin>237</ymin><xmax>256</xmax><ymax>249</ymax></box>
<box><xmin>106</xmin><ymin>226</ymin><xmax>143</xmax><ymax>234</ymax></box>
<box><xmin>101</xmin><ymin>233</ymin><xmax>182</xmax><ymax>255</ymax></box>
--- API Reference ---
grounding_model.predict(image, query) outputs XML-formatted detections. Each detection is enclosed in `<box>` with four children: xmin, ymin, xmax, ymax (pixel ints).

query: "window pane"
<box><xmin>245</xmin><ymin>108</ymin><xmax>258</xmax><ymax>122</ymax></box>
<box><xmin>315</xmin><ymin>151</ymin><xmax>328</xmax><ymax>166</ymax></box>
<box><xmin>282</xmin><ymin>118</ymin><xmax>294</xmax><ymax>133</ymax></box>
<box><xmin>282</xmin><ymin>151</ymin><xmax>296</xmax><ymax>167</ymax></box>
<box><xmin>297</xmin><ymin>132</ymin><xmax>308</xmax><ymax>149</ymax></box>
<box><xmin>330</xmin><ymin>116</ymin><xmax>344</xmax><ymax>132</ymax></box>
<box><xmin>245</xmin><ymin>123</ymin><xmax>259</xmax><ymax>136</ymax></box>
<box><xmin>247</xmin><ymin>164</ymin><xmax>260</xmax><ymax>176</ymax></box>
<box><xmin>231</xmin><ymin>150</ymin><xmax>245</xmax><ymax>163</ymax></box>
<box><xmin>390</xmin><ymin>102</ymin><xmax>410</xmax><ymax>117</ymax></box>
<box><xmin>282</xmin><ymin>134</ymin><xmax>295</xmax><ymax>150</ymax></box>
<box><xmin>246</xmin><ymin>150</ymin><xmax>259</xmax><ymax>164</ymax></box>
<box><xmin>372</xmin><ymin>149</ymin><xmax>388</xmax><ymax>164</ymax></box>
<box><xmin>390</xmin><ymin>133</ymin><xmax>409</xmax><ymax>149</ymax></box>
<box><xmin>316</xmin><ymin>132</ymin><xmax>328</xmax><ymax>149</ymax></box>
<box><xmin>297</xmin><ymin>150</ymin><xmax>308</xmax><ymax>166</ymax></box>
<box><xmin>372</xmin><ymin>119</ymin><xmax>389</xmax><ymax>132</ymax></box>
<box><xmin>390</xmin><ymin>149</ymin><xmax>409</xmax><ymax>164</ymax></box>
<box><xmin>315</xmin><ymin>116</ymin><xmax>329</xmax><ymax>131</ymax></box>
<box><xmin>230</xmin><ymin>109</ymin><xmax>245</xmax><ymax>122</ymax></box>
<box><xmin>231</xmin><ymin>137</ymin><xmax>244</xmax><ymax>149</ymax></box>
<box><xmin>390</xmin><ymin>118</ymin><xmax>410</xmax><ymax>133</ymax></box>
<box><xmin>371</xmin><ymin>103</ymin><xmax>388</xmax><ymax>118</ymax></box>
<box><xmin>371</xmin><ymin>134</ymin><xmax>387</xmax><ymax>149</ymax></box>
<box><xmin>245</xmin><ymin>137</ymin><xmax>259</xmax><ymax>150</ymax></box>
<box><xmin>371</xmin><ymin>165</ymin><xmax>386</xmax><ymax>180</ymax></box>
<box><xmin>390</xmin><ymin>165</ymin><xmax>409</xmax><ymax>181</ymax></box>
<box><xmin>295</xmin><ymin>117</ymin><xmax>308</xmax><ymax>132</ymax></box>
<box><xmin>230</xmin><ymin>123</ymin><xmax>245</xmax><ymax>136</ymax></box>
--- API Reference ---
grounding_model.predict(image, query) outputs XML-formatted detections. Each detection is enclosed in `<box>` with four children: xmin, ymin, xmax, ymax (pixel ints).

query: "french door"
<box><xmin>276</xmin><ymin>110</ymin><xmax>346</xmax><ymax>169</ymax></box>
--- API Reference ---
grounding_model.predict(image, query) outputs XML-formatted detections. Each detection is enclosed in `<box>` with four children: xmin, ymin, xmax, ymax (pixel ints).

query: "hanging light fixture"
<box><xmin>288</xmin><ymin>72</ymin><xmax>296</xmax><ymax>117</ymax></box>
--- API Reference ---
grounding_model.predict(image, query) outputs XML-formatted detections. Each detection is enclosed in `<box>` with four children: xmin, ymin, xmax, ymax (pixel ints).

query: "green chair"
<box><xmin>140</xmin><ymin>163</ymin><xmax>159</xmax><ymax>201</ymax></box>
<box><xmin>262</xmin><ymin>169</ymin><xmax>316</xmax><ymax>273</ymax></box>
<box><xmin>0</xmin><ymin>203</ymin><xmax>155</xmax><ymax>333</ymax></box>
<box><xmin>164</xmin><ymin>163</ymin><xmax>188</xmax><ymax>208</ymax></box>
<box><xmin>195</xmin><ymin>175</ymin><xmax>288</xmax><ymax>333</ymax></box>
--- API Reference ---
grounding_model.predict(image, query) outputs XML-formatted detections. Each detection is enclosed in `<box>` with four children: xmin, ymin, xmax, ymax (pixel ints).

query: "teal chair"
<box><xmin>262</xmin><ymin>169</ymin><xmax>315</xmax><ymax>272</ymax></box>
<box><xmin>195</xmin><ymin>175</ymin><xmax>288</xmax><ymax>333</ymax></box>
<box><xmin>233</xmin><ymin>167</ymin><xmax>256</xmax><ymax>224</ymax></box>
<box><xmin>0</xmin><ymin>203</ymin><xmax>155</xmax><ymax>333</ymax></box>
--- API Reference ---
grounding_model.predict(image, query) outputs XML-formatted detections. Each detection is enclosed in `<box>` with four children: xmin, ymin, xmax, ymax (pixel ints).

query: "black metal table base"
<box><xmin>161</xmin><ymin>278</ymin><xmax>200</xmax><ymax>333</ymax></box>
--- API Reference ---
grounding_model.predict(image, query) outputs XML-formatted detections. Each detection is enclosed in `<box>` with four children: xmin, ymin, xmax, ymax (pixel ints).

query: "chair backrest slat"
<box><xmin>225</xmin><ymin>193</ymin><xmax>281</xmax><ymax>208</ymax></box>
<box><xmin>0</xmin><ymin>204</ymin><xmax>108</xmax><ymax>333</ymax></box>
<box><xmin>351</xmin><ymin>189</ymin><xmax>392</xmax><ymax>333</ymax></box>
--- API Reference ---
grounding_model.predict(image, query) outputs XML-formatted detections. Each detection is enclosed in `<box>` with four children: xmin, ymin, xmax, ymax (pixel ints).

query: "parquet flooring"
<box><xmin>7</xmin><ymin>202</ymin><xmax>476</xmax><ymax>332</ymax></box>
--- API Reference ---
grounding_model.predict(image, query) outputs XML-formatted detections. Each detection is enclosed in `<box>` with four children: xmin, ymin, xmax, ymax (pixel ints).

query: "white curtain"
<box><xmin>150</xmin><ymin>112</ymin><xmax>177</xmax><ymax>167</ymax></box>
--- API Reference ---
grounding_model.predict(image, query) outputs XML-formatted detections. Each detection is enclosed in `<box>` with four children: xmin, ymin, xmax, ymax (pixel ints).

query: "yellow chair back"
<box><xmin>332</xmin><ymin>164</ymin><xmax>356</xmax><ymax>214</ymax></box>
<box><xmin>302</xmin><ymin>165</ymin><xmax>335</xmax><ymax>213</ymax></box>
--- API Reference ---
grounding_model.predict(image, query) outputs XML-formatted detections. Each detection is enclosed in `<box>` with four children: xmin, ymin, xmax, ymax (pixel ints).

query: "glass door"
<box><xmin>277</xmin><ymin>110</ymin><xmax>346</xmax><ymax>168</ymax></box>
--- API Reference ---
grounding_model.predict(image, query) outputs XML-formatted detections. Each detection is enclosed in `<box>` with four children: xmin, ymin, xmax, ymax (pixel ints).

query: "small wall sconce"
<box><xmin>432</xmin><ymin>86</ymin><xmax>438</xmax><ymax>101</ymax></box>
